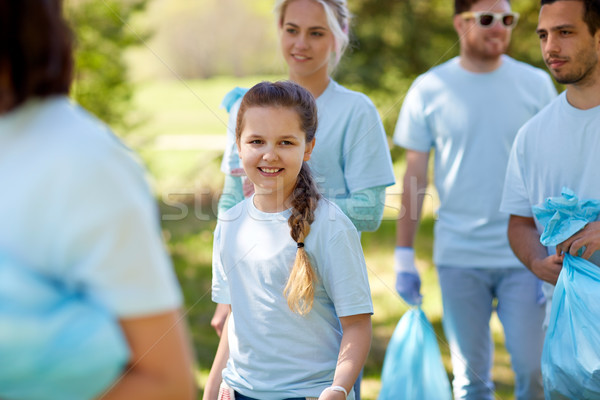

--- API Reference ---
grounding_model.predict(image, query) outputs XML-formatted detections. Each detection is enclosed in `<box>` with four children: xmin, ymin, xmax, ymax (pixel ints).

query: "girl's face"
<box><xmin>237</xmin><ymin>106</ymin><xmax>315</xmax><ymax>211</ymax></box>
<box><xmin>280</xmin><ymin>0</ymin><xmax>336</xmax><ymax>83</ymax></box>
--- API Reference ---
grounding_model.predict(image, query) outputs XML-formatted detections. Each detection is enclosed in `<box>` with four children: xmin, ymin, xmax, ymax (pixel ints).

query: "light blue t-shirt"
<box><xmin>0</xmin><ymin>97</ymin><xmax>182</xmax><ymax>317</ymax></box>
<box><xmin>212</xmin><ymin>197</ymin><xmax>373</xmax><ymax>400</ymax></box>
<box><xmin>500</xmin><ymin>92</ymin><xmax>600</xmax><ymax>325</ymax></box>
<box><xmin>0</xmin><ymin>96</ymin><xmax>183</xmax><ymax>399</ymax></box>
<box><xmin>501</xmin><ymin>92</ymin><xmax>600</xmax><ymax>219</ymax></box>
<box><xmin>220</xmin><ymin>80</ymin><xmax>395</xmax><ymax>198</ymax></box>
<box><xmin>394</xmin><ymin>55</ymin><xmax>557</xmax><ymax>267</ymax></box>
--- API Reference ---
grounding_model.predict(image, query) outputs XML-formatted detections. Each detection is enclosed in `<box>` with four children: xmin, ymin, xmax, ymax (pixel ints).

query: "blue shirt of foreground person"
<box><xmin>0</xmin><ymin>1</ymin><xmax>196</xmax><ymax>399</ymax></box>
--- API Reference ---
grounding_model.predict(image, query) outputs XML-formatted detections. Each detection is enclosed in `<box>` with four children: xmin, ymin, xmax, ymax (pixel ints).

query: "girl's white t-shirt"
<box><xmin>212</xmin><ymin>196</ymin><xmax>372</xmax><ymax>400</ymax></box>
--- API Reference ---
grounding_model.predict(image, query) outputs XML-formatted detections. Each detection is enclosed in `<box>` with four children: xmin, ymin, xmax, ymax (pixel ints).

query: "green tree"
<box><xmin>335</xmin><ymin>0</ymin><xmax>552</xmax><ymax>144</ymax></box>
<box><xmin>65</xmin><ymin>0</ymin><xmax>148</xmax><ymax>134</ymax></box>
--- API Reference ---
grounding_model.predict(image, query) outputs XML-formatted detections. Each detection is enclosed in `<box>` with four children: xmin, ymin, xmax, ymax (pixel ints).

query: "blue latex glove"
<box><xmin>394</xmin><ymin>247</ymin><xmax>423</xmax><ymax>306</ymax></box>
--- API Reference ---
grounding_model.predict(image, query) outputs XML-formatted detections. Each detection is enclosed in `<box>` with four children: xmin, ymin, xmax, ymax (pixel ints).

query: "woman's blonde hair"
<box><xmin>236</xmin><ymin>81</ymin><xmax>321</xmax><ymax>315</ymax></box>
<box><xmin>274</xmin><ymin>0</ymin><xmax>351</xmax><ymax>69</ymax></box>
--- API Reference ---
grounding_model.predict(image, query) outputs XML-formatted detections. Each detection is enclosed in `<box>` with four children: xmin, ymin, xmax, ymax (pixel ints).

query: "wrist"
<box><xmin>323</xmin><ymin>385</ymin><xmax>348</xmax><ymax>399</ymax></box>
<box><xmin>394</xmin><ymin>246</ymin><xmax>418</xmax><ymax>274</ymax></box>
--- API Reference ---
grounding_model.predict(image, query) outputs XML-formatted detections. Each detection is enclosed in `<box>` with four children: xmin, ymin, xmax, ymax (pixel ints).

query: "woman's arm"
<box><xmin>100</xmin><ymin>310</ymin><xmax>196</xmax><ymax>400</ymax></box>
<box><xmin>203</xmin><ymin>309</ymin><xmax>231</xmax><ymax>400</ymax></box>
<box><xmin>319</xmin><ymin>313</ymin><xmax>372</xmax><ymax>399</ymax></box>
<box><xmin>331</xmin><ymin>186</ymin><xmax>387</xmax><ymax>232</ymax></box>
<box><xmin>217</xmin><ymin>174</ymin><xmax>245</xmax><ymax>216</ymax></box>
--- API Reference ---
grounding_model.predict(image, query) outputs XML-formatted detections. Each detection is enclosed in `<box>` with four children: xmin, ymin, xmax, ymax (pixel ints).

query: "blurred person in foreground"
<box><xmin>0</xmin><ymin>1</ymin><xmax>196</xmax><ymax>398</ymax></box>
<box><xmin>392</xmin><ymin>0</ymin><xmax>556</xmax><ymax>399</ymax></box>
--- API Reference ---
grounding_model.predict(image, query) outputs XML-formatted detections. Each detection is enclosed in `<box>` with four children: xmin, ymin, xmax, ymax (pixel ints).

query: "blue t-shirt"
<box><xmin>394</xmin><ymin>56</ymin><xmax>557</xmax><ymax>267</ymax></box>
<box><xmin>0</xmin><ymin>96</ymin><xmax>182</xmax><ymax>399</ymax></box>
<box><xmin>212</xmin><ymin>197</ymin><xmax>372</xmax><ymax>400</ymax></box>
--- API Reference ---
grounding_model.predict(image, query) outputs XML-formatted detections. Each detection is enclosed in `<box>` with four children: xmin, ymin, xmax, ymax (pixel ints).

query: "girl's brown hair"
<box><xmin>236</xmin><ymin>81</ymin><xmax>321</xmax><ymax>315</ymax></box>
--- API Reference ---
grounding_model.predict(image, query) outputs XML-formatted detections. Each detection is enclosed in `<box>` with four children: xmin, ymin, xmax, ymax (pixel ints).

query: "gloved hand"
<box><xmin>394</xmin><ymin>247</ymin><xmax>423</xmax><ymax>306</ymax></box>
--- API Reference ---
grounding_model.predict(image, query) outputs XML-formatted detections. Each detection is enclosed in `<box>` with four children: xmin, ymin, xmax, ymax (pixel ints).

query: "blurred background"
<box><xmin>64</xmin><ymin>0</ymin><xmax>556</xmax><ymax>398</ymax></box>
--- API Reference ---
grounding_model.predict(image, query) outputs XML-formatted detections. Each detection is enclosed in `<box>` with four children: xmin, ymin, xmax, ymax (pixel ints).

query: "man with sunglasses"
<box><xmin>501</xmin><ymin>0</ymin><xmax>600</xmax><ymax>375</ymax></box>
<box><xmin>392</xmin><ymin>0</ymin><xmax>557</xmax><ymax>399</ymax></box>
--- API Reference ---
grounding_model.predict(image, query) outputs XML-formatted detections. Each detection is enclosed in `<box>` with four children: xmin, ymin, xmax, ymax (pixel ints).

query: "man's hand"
<box><xmin>394</xmin><ymin>247</ymin><xmax>422</xmax><ymax>306</ymax></box>
<box><xmin>556</xmin><ymin>221</ymin><xmax>600</xmax><ymax>259</ymax></box>
<box><xmin>530</xmin><ymin>254</ymin><xmax>563</xmax><ymax>285</ymax></box>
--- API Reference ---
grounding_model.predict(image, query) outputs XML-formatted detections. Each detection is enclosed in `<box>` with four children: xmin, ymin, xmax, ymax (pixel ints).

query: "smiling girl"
<box><xmin>213</xmin><ymin>6</ymin><xmax>394</xmax><ymax>396</ymax></box>
<box><xmin>204</xmin><ymin>81</ymin><xmax>373</xmax><ymax>400</ymax></box>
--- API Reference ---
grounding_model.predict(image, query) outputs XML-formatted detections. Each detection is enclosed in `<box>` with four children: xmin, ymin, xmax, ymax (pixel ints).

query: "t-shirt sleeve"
<box><xmin>500</xmin><ymin>129</ymin><xmax>533</xmax><ymax>217</ymax></box>
<box><xmin>342</xmin><ymin>97</ymin><xmax>395</xmax><ymax>193</ymax></box>
<box><xmin>211</xmin><ymin>222</ymin><xmax>231</xmax><ymax>304</ymax></box>
<box><xmin>61</xmin><ymin>145</ymin><xmax>183</xmax><ymax>318</ymax></box>
<box><xmin>393</xmin><ymin>77</ymin><xmax>434</xmax><ymax>152</ymax></box>
<box><xmin>319</xmin><ymin>228</ymin><xmax>373</xmax><ymax>317</ymax></box>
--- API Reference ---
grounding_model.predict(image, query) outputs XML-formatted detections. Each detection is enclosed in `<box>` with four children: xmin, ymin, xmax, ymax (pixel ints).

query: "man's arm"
<box><xmin>507</xmin><ymin>215</ymin><xmax>562</xmax><ymax>284</ymax></box>
<box><xmin>393</xmin><ymin>150</ymin><xmax>429</xmax><ymax>305</ymax></box>
<box><xmin>396</xmin><ymin>150</ymin><xmax>429</xmax><ymax>247</ymax></box>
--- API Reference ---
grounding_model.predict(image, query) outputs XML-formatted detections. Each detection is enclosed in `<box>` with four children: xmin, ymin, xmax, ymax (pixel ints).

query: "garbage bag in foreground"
<box><xmin>532</xmin><ymin>188</ymin><xmax>600</xmax><ymax>400</ymax></box>
<box><xmin>378</xmin><ymin>307</ymin><xmax>451</xmax><ymax>400</ymax></box>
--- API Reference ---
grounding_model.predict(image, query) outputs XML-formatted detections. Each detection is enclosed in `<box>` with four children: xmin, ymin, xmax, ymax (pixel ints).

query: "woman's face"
<box><xmin>279</xmin><ymin>0</ymin><xmax>336</xmax><ymax>83</ymax></box>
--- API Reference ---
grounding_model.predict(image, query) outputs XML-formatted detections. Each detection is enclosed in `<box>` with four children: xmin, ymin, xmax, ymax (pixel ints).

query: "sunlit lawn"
<box><xmin>133</xmin><ymin>76</ymin><xmax>517</xmax><ymax>400</ymax></box>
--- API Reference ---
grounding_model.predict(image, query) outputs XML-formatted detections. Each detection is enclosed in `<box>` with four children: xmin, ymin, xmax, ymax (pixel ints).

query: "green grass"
<box><xmin>132</xmin><ymin>76</ymin><xmax>517</xmax><ymax>400</ymax></box>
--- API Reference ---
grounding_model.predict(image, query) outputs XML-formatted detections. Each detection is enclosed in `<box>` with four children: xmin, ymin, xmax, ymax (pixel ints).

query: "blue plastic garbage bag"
<box><xmin>532</xmin><ymin>188</ymin><xmax>600</xmax><ymax>400</ymax></box>
<box><xmin>0</xmin><ymin>253</ymin><xmax>130</xmax><ymax>400</ymax></box>
<box><xmin>532</xmin><ymin>187</ymin><xmax>600</xmax><ymax>247</ymax></box>
<box><xmin>378</xmin><ymin>307</ymin><xmax>451</xmax><ymax>400</ymax></box>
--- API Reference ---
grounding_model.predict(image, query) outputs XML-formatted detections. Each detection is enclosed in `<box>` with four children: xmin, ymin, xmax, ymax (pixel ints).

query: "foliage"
<box><xmin>334</xmin><ymin>0</ymin><xmax>554</xmax><ymax>145</ymax></box>
<box><xmin>65</xmin><ymin>0</ymin><xmax>148</xmax><ymax>134</ymax></box>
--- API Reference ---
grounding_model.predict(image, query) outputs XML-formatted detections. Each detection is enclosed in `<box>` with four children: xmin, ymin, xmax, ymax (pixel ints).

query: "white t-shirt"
<box><xmin>501</xmin><ymin>92</ymin><xmax>600</xmax><ymax>219</ymax></box>
<box><xmin>220</xmin><ymin>80</ymin><xmax>396</xmax><ymax>198</ymax></box>
<box><xmin>0</xmin><ymin>96</ymin><xmax>182</xmax><ymax>317</ymax></box>
<box><xmin>394</xmin><ymin>55</ymin><xmax>557</xmax><ymax>267</ymax></box>
<box><xmin>500</xmin><ymin>92</ymin><xmax>600</xmax><ymax>323</ymax></box>
<box><xmin>212</xmin><ymin>196</ymin><xmax>373</xmax><ymax>400</ymax></box>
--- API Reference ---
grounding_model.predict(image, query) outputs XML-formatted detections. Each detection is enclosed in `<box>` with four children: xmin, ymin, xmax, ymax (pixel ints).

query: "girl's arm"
<box><xmin>203</xmin><ymin>309</ymin><xmax>231</xmax><ymax>400</ymax></box>
<box><xmin>331</xmin><ymin>186</ymin><xmax>386</xmax><ymax>232</ymax></box>
<box><xmin>100</xmin><ymin>310</ymin><xmax>197</xmax><ymax>400</ymax></box>
<box><xmin>320</xmin><ymin>313</ymin><xmax>372</xmax><ymax>400</ymax></box>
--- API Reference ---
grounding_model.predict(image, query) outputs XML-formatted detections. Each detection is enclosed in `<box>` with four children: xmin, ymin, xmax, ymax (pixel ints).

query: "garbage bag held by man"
<box><xmin>378</xmin><ymin>307</ymin><xmax>451</xmax><ymax>400</ymax></box>
<box><xmin>532</xmin><ymin>188</ymin><xmax>600</xmax><ymax>399</ymax></box>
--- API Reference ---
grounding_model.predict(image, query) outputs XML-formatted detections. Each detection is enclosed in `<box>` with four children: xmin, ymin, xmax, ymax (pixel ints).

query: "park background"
<box><xmin>64</xmin><ymin>0</ymin><xmax>560</xmax><ymax>398</ymax></box>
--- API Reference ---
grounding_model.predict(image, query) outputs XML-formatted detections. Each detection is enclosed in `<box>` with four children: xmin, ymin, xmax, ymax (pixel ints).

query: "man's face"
<box><xmin>537</xmin><ymin>0</ymin><xmax>600</xmax><ymax>86</ymax></box>
<box><xmin>456</xmin><ymin>0</ymin><xmax>514</xmax><ymax>62</ymax></box>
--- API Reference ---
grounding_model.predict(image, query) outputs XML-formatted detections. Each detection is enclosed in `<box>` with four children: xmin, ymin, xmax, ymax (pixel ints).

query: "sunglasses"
<box><xmin>460</xmin><ymin>11</ymin><xmax>520</xmax><ymax>28</ymax></box>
